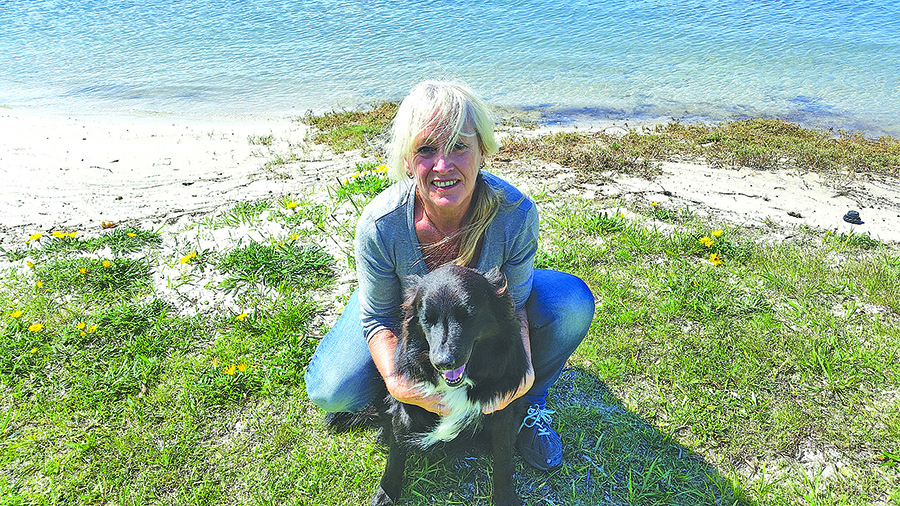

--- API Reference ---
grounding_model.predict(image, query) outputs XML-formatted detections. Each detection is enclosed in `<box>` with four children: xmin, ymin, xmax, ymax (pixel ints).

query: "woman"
<box><xmin>305</xmin><ymin>81</ymin><xmax>594</xmax><ymax>471</ymax></box>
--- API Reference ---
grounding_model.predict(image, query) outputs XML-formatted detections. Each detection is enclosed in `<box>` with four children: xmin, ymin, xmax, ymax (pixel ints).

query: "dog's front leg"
<box><xmin>489</xmin><ymin>408</ymin><xmax>522</xmax><ymax>506</ymax></box>
<box><xmin>371</xmin><ymin>417</ymin><xmax>407</xmax><ymax>506</ymax></box>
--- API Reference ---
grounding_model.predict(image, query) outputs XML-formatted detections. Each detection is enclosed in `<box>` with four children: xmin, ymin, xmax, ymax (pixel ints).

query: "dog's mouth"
<box><xmin>441</xmin><ymin>364</ymin><xmax>467</xmax><ymax>387</ymax></box>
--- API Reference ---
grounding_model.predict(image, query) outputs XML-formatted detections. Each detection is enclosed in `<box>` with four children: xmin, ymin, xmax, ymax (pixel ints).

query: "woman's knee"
<box><xmin>529</xmin><ymin>269</ymin><xmax>595</xmax><ymax>336</ymax></box>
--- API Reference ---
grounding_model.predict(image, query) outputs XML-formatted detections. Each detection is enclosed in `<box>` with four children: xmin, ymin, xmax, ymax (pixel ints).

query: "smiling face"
<box><xmin>405</xmin><ymin>119</ymin><xmax>484</xmax><ymax>220</ymax></box>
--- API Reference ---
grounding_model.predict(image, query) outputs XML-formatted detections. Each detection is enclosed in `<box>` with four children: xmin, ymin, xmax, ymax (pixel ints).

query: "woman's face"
<box><xmin>406</xmin><ymin>121</ymin><xmax>484</xmax><ymax>219</ymax></box>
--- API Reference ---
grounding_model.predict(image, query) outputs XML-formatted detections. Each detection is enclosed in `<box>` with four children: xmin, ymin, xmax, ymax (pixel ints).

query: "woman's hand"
<box><xmin>368</xmin><ymin>328</ymin><xmax>450</xmax><ymax>416</ymax></box>
<box><xmin>482</xmin><ymin>308</ymin><xmax>534</xmax><ymax>415</ymax></box>
<box><xmin>481</xmin><ymin>365</ymin><xmax>534</xmax><ymax>414</ymax></box>
<box><xmin>382</xmin><ymin>373</ymin><xmax>451</xmax><ymax>416</ymax></box>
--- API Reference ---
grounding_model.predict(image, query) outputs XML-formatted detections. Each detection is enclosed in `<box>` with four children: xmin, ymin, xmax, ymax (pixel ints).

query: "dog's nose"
<box><xmin>431</xmin><ymin>356</ymin><xmax>456</xmax><ymax>371</ymax></box>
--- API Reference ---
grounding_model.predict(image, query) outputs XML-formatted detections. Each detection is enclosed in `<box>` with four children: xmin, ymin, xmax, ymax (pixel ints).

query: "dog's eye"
<box><xmin>423</xmin><ymin>308</ymin><xmax>439</xmax><ymax>325</ymax></box>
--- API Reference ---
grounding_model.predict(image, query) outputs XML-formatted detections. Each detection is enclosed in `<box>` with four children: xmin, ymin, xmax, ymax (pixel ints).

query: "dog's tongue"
<box><xmin>443</xmin><ymin>364</ymin><xmax>466</xmax><ymax>383</ymax></box>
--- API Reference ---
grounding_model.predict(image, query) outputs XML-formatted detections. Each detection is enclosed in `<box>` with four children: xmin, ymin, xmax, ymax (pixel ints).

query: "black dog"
<box><xmin>371</xmin><ymin>264</ymin><xmax>529</xmax><ymax>506</ymax></box>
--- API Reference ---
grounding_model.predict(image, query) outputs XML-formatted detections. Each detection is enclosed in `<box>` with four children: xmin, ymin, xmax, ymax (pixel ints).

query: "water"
<box><xmin>2</xmin><ymin>0</ymin><xmax>899</xmax><ymax>136</ymax></box>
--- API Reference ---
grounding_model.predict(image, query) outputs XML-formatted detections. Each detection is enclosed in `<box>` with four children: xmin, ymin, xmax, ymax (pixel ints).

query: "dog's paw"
<box><xmin>370</xmin><ymin>486</ymin><xmax>396</xmax><ymax>506</ymax></box>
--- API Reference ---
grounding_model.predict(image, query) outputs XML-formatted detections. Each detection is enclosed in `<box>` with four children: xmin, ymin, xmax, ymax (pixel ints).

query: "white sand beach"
<box><xmin>3</xmin><ymin>110</ymin><xmax>900</xmax><ymax>247</ymax></box>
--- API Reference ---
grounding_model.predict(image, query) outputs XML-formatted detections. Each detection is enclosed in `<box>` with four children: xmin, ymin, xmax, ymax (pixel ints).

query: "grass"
<box><xmin>304</xmin><ymin>101</ymin><xmax>397</xmax><ymax>154</ymax></box>
<box><xmin>2</xmin><ymin>108</ymin><xmax>899</xmax><ymax>505</ymax></box>
<box><xmin>499</xmin><ymin>118</ymin><xmax>900</xmax><ymax>180</ymax></box>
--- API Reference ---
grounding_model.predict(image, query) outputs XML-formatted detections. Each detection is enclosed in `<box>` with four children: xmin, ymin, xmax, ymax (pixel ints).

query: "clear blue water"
<box><xmin>2</xmin><ymin>0</ymin><xmax>899</xmax><ymax>136</ymax></box>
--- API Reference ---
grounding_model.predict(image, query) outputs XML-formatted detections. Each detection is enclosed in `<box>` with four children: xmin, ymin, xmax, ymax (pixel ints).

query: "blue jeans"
<box><xmin>305</xmin><ymin>269</ymin><xmax>595</xmax><ymax>412</ymax></box>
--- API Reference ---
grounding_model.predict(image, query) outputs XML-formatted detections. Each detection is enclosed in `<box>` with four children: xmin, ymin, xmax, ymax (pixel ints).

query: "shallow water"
<box><xmin>1</xmin><ymin>0</ymin><xmax>898</xmax><ymax>135</ymax></box>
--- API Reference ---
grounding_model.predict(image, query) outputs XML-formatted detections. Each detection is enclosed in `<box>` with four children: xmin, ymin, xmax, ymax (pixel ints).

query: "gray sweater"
<box><xmin>354</xmin><ymin>172</ymin><xmax>538</xmax><ymax>342</ymax></box>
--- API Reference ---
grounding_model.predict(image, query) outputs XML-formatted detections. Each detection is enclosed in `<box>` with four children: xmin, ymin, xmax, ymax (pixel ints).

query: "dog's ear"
<box><xmin>483</xmin><ymin>267</ymin><xmax>508</xmax><ymax>296</ymax></box>
<box><xmin>401</xmin><ymin>281</ymin><xmax>425</xmax><ymax>340</ymax></box>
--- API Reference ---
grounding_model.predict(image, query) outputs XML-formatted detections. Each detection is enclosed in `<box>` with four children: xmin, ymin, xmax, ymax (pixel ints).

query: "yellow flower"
<box><xmin>212</xmin><ymin>357</ymin><xmax>219</xmax><ymax>368</ymax></box>
<box><xmin>127</xmin><ymin>232</ymin><xmax>137</xmax><ymax>237</ymax></box>
<box><xmin>67</xmin><ymin>232</ymin><xmax>78</xmax><ymax>238</ymax></box>
<box><xmin>80</xmin><ymin>332</ymin><xmax>86</xmax><ymax>337</ymax></box>
<box><xmin>102</xmin><ymin>260</ymin><xmax>111</xmax><ymax>268</ymax></box>
<box><xmin>699</xmin><ymin>236</ymin><xmax>715</xmax><ymax>248</ymax></box>
<box><xmin>650</xmin><ymin>201</ymin><xmax>658</xmax><ymax>207</ymax></box>
<box><xmin>30</xmin><ymin>347</ymin><xmax>37</xmax><ymax>354</ymax></box>
<box><xmin>235</xmin><ymin>312</ymin><xmax>249</xmax><ymax>322</ymax></box>
<box><xmin>28</xmin><ymin>323</ymin><xmax>44</xmax><ymax>332</ymax></box>
<box><xmin>711</xmin><ymin>230</ymin><xmax>723</xmax><ymax>238</ymax></box>
<box><xmin>11</xmin><ymin>310</ymin><xmax>24</xmax><ymax>319</ymax></box>
<box><xmin>78</xmin><ymin>267</ymin><xmax>87</xmax><ymax>274</ymax></box>
<box><xmin>709</xmin><ymin>253</ymin><xmax>723</xmax><ymax>266</ymax></box>
<box><xmin>88</xmin><ymin>325</ymin><xmax>98</xmax><ymax>333</ymax></box>
<box><xmin>350</xmin><ymin>172</ymin><xmax>360</xmax><ymax>179</ymax></box>
<box><xmin>179</xmin><ymin>251</ymin><xmax>197</xmax><ymax>264</ymax></box>
<box><xmin>288</xmin><ymin>233</ymin><xmax>300</xmax><ymax>241</ymax></box>
<box><xmin>29</xmin><ymin>232</ymin><xmax>43</xmax><ymax>241</ymax></box>
<box><xmin>76</xmin><ymin>322</ymin><xmax>86</xmax><ymax>330</ymax></box>
<box><xmin>224</xmin><ymin>364</ymin><xmax>236</xmax><ymax>375</ymax></box>
<box><xmin>285</xmin><ymin>201</ymin><xmax>298</xmax><ymax>209</ymax></box>
<box><xmin>27</xmin><ymin>261</ymin><xmax>34</xmax><ymax>268</ymax></box>
<box><xmin>237</xmin><ymin>364</ymin><xmax>248</xmax><ymax>373</ymax></box>
<box><xmin>35</xmin><ymin>281</ymin><xmax>43</xmax><ymax>288</ymax></box>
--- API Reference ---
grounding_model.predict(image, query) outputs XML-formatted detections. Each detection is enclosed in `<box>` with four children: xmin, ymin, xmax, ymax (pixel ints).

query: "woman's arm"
<box><xmin>481</xmin><ymin>308</ymin><xmax>535</xmax><ymax>414</ymax></box>
<box><xmin>367</xmin><ymin>328</ymin><xmax>449</xmax><ymax>415</ymax></box>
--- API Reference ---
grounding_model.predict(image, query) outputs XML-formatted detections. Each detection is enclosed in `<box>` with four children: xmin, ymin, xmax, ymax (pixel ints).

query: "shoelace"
<box><xmin>519</xmin><ymin>404</ymin><xmax>555</xmax><ymax>437</ymax></box>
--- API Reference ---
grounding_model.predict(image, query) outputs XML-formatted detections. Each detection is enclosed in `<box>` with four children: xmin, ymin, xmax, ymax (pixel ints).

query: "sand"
<box><xmin>3</xmin><ymin>110</ymin><xmax>900</xmax><ymax>247</ymax></box>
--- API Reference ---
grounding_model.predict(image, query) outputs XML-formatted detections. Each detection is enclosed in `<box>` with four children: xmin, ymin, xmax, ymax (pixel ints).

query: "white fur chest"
<box><xmin>413</xmin><ymin>378</ymin><xmax>483</xmax><ymax>448</ymax></box>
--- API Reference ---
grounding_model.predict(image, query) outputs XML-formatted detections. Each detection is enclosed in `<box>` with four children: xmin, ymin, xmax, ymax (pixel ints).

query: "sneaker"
<box><xmin>516</xmin><ymin>404</ymin><xmax>562</xmax><ymax>471</ymax></box>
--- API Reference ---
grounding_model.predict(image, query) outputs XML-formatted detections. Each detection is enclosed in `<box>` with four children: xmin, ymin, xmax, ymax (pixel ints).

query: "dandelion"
<box><xmin>285</xmin><ymin>201</ymin><xmax>298</xmax><ymax>209</ymax></box>
<box><xmin>30</xmin><ymin>347</ymin><xmax>37</xmax><ymax>354</ymax></box>
<box><xmin>127</xmin><ymin>232</ymin><xmax>137</xmax><ymax>237</ymax></box>
<box><xmin>51</xmin><ymin>231</ymin><xmax>66</xmax><ymax>239</ymax></box>
<box><xmin>709</xmin><ymin>253</ymin><xmax>723</xmax><ymax>266</ymax></box>
<box><xmin>67</xmin><ymin>232</ymin><xmax>78</xmax><ymax>238</ymax></box>
<box><xmin>35</xmin><ymin>281</ymin><xmax>43</xmax><ymax>288</ymax></box>
<box><xmin>11</xmin><ymin>310</ymin><xmax>24</xmax><ymax>319</ymax></box>
<box><xmin>29</xmin><ymin>232</ymin><xmax>43</xmax><ymax>241</ymax></box>
<box><xmin>650</xmin><ymin>201</ymin><xmax>658</xmax><ymax>207</ymax></box>
<box><xmin>237</xmin><ymin>364</ymin><xmax>248</xmax><ymax>373</ymax></box>
<box><xmin>712</xmin><ymin>230</ymin><xmax>723</xmax><ymax>237</ymax></box>
<box><xmin>76</xmin><ymin>322</ymin><xmax>86</xmax><ymax>330</ymax></box>
<box><xmin>288</xmin><ymin>233</ymin><xmax>300</xmax><ymax>241</ymax></box>
<box><xmin>699</xmin><ymin>236</ymin><xmax>715</xmax><ymax>248</ymax></box>
<box><xmin>78</xmin><ymin>267</ymin><xmax>87</xmax><ymax>274</ymax></box>
<box><xmin>376</xmin><ymin>164</ymin><xmax>387</xmax><ymax>173</ymax></box>
<box><xmin>88</xmin><ymin>325</ymin><xmax>98</xmax><ymax>333</ymax></box>
<box><xmin>235</xmin><ymin>312</ymin><xmax>249</xmax><ymax>322</ymax></box>
<box><xmin>179</xmin><ymin>251</ymin><xmax>198</xmax><ymax>264</ymax></box>
<box><xmin>102</xmin><ymin>260</ymin><xmax>111</xmax><ymax>268</ymax></box>
<box><xmin>27</xmin><ymin>261</ymin><xmax>34</xmax><ymax>268</ymax></box>
<box><xmin>224</xmin><ymin>364</ymin><xmax>236</xmax><ymax>375</ymax></box>
<box><xmin>28</xmin><ymin>323</ymin><xmax>44</xmax><ymax>332</ymax></box>
<box><xmin>212</xmin><ymin>357</ymin><xmax>219</xmax><ymax>368</ymax></box>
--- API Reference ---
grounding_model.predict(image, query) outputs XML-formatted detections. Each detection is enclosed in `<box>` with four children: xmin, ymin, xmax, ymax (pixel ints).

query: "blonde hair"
<box><xmin>387</xmin><ymin>81</ymin><xmax>502</xmax><ymax>268</ymax></box>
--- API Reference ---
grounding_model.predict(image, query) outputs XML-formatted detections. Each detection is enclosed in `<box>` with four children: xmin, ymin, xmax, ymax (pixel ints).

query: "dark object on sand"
<box><xmin>843</xmin><ymin>210</ymin><xmax>864</xmax><ymax>225</ymax></box>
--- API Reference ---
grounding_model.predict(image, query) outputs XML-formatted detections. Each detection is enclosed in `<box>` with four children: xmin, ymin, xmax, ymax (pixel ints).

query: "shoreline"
<box><xmin>3</xmin><ymin>108</ymin><xmax>900</xmax><ymax>249</ymax></box>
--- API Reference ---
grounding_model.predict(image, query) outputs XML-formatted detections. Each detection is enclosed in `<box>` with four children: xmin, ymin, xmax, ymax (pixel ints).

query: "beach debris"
<box><xmin>843</xmin><ymin>210</ymin><xmax>864</xmax><ymax>225</ymax></box>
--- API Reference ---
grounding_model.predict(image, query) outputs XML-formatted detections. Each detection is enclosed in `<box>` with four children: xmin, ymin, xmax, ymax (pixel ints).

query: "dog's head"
<box><xmin>402</xmin><ymin>265</ymin><xmax>511</xmax><ymax>388</ymax></box>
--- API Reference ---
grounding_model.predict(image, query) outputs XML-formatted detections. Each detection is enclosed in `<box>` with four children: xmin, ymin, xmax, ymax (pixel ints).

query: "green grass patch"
<box><xmin>305</xmin><ymin>102</ymin><xmax>398</xmax><ymax>153</ymax></box>
<box><xmin>218</xmin><ymin>241</ymin><xmax>334</xmax><ymax>292</ymax></box>
<box><xmin>500</xmin><ymin>118</ymin><xmax>900</xmax><ymax>179</ymax></box>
